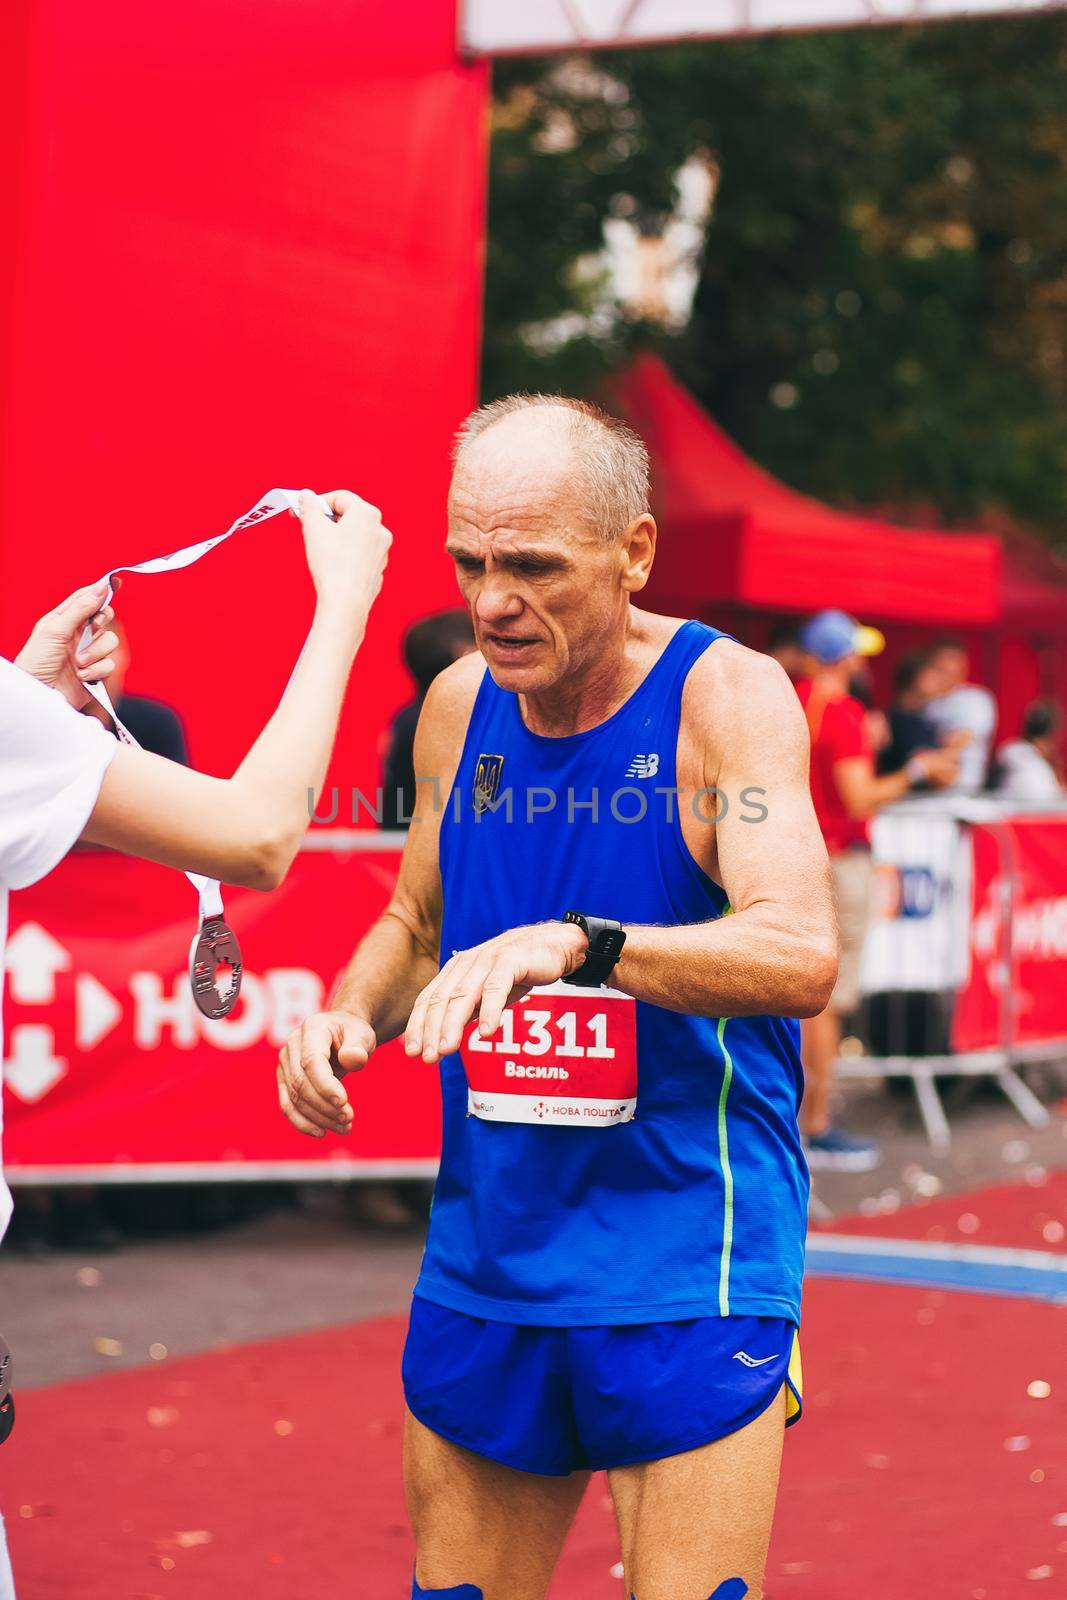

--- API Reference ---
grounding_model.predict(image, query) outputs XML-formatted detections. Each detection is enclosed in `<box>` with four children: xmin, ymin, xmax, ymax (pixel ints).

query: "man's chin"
<box><xmin>480</xmin><ymin>638</ymin><xmax>554</xmax><ymax>691</ymax></box>
<box><xmin>485</xmin><ymin>662</ymin><xmax>549</xmax><ymax>693</ymax></box>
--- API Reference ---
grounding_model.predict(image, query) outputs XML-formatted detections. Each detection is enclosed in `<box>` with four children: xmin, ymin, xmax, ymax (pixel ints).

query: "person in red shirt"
<box><xmin>795</xmin><ymin>611</ymin><xmax>957</xmax><ymax>1169</ymax></box>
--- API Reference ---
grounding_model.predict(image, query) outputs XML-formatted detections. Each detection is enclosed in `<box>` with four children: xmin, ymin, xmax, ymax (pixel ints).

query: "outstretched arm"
<box><xmin>71</xmin><ymin>491</ymin><xmax>391</xmax><ymax>889</ymax></box>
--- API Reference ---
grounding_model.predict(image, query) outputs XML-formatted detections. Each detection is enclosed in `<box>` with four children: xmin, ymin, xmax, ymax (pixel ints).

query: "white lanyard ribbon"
<box><xmin>79</xmin><ymin>487</ymin><xmax>327</xmax><ymax>1014</ymax></box>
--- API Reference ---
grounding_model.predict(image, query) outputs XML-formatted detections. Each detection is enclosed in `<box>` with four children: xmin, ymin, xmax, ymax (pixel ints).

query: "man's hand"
<box><xmin>911</xmin><ymin>748</ymin><xmax>960</xmax><ymax>789</ymax></box>
<box><xmin>14</xmin><ymin>578</ymin><xmax>120</xmax><ymax>710</ymax></box>
<box><xmin>276</xmin><ymin>1009</ymin><xmax>376</xmax><ymax>1137</ymax></box>
<box><xmin>405</xmin><ymin>921</ymin><xmax>588</xmax><ymax>1065</ymax></box>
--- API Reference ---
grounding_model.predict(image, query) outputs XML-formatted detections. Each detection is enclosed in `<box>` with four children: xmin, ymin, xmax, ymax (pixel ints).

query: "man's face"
<box><xmin>929</xmin><ymin>647</ymin><xmax>967</xmax><ymax>694</ymax></box>
<box><xmin>446</xmin><ymin>413</ymin><xmax>638</xmax><ymax>694</ymax></box>
<box><xmin>914</xmin><ymin>661</ymin><xmax>943</xmax><ymax>703</ymax></box>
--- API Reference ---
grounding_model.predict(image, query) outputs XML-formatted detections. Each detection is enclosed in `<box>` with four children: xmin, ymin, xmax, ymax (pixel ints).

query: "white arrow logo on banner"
<box><xmin>3</xmin><ymin>923</ymin><xmax>124</xmax><ymax>1103</ymax></box>
<box><xmin>5</xmin><ymin>922</ymin><xmax>70</xmax><ymax>1003</ymax></box>
<box><xmin>75</xmin><ymin>974</ymin><xmax>123</xmax><ymax>1052</ymax></box>
<box><xmin>4</xmin><ymin>1026</ymin><xmax>68</xmax><ymax>1103</ymax></box>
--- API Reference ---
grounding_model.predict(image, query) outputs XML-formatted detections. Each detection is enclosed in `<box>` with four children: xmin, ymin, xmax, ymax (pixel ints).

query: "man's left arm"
<box><xmin>611</xmin><ymin>648</ymin><xmax>837</xmax><ymax>1019</ymax></box>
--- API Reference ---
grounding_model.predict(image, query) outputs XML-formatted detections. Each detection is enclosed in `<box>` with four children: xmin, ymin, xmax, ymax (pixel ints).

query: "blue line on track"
<box><xmin>805</xmin><ymin>1235</ymin><xmax>1067</xmax><ymax>1304</ymax></box>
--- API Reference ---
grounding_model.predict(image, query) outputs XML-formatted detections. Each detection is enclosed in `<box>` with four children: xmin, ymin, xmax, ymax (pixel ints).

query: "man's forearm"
<box><xmin>612</xmin><ymin>913</ymin><xmax>837</xmax><ymax>1021</ymax></box>
<box><xmin>331</xmin><ymin>909</ymin><xmax>439</xmax><ymax>1044</ymax></box>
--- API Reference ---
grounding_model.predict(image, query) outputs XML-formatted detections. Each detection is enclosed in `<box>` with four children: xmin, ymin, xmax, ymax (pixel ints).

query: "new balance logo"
<box><xmin>624</xmin><ymin>753</ymin><xmax>659</xmax><ymax>779</ymax></box>
<box><xmin>732</xmin><ymin>1351</ymin><xmax>776</xmax><ymax>1368</ymax></box>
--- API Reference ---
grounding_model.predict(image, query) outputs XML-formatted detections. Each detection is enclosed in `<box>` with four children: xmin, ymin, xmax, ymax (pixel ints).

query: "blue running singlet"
<box><xmin>413</xmin><ymin>621</ymin><xmax>808</xmax><ymax>1326</ymax></box>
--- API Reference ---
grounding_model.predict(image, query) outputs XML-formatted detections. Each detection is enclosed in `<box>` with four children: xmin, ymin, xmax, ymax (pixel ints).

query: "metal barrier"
<box><xmin>835</xmin><ymin>799</ymin><xmax>1067</xmax><ymax>1152</ymax></box>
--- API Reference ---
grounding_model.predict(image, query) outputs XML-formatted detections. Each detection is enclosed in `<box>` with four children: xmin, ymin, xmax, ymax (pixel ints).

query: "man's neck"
<box><xmin>519</xmin><ymin>608</ymin><xmax>661</xmax><ymax>738</ymax></box>
<box><xmin>809</xmin><ymin>663</ymin><xmax>851</xmax><ymax>697</ymax></box>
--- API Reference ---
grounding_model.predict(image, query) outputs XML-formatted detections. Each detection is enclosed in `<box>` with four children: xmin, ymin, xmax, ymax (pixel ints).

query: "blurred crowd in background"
<box><xmin>9</xmin><ymin>599</ymin><xmax>1063</xmax><ymax>1255</ymax></box>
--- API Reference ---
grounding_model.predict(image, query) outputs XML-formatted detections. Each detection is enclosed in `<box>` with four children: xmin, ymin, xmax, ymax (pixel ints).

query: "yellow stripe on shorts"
<box><xmin>785</xmin><ymin>1329</ymin><xmax>803</xmax><ymax>1426</ymax></box>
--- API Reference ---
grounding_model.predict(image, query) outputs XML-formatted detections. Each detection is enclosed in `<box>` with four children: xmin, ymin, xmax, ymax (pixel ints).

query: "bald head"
<box><xmin>452</xmin><ymin>394</ymin><xmax>650</xmax><ymax>543</ymax></box>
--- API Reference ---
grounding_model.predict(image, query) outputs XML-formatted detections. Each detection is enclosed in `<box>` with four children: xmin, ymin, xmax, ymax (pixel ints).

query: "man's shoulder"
<box><xmin>686</xmin><ymin>631</ymin><xmax>782</xmax><ymax>689</ymax></box>
<box><xmin>414</xmin><ymin>650</ymin><xmax>486</xmax><ymax>760</ymax></box>
<box><xmin>932</xmin><ymin>683</ymin><xmax>996</xmax><ymax>725</ymax></box>
<box><xmin>683</xmin><ymin>634</ymin><xmax>806</xmax><ymax>747</ymax></box>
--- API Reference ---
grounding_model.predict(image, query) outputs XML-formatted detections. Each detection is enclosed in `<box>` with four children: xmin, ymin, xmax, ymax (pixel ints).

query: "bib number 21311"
<box><xmin>461</xmin><ymin>980</ymin><xmax>637</xmax><ymax>1127</ymax></box>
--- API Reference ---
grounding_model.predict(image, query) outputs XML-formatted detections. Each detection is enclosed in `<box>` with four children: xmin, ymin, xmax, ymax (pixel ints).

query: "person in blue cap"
<box><xmin>795</xmin><ymin>610</ymin><xmax>958</xmax><ymax>1170</ymax></box>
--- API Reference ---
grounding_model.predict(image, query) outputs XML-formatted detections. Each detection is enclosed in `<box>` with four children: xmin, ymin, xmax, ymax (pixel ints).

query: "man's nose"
<box><xmin>475</xmin><ymin>580</ymin><xmax>523</xmax><ymax>624</ymax></box>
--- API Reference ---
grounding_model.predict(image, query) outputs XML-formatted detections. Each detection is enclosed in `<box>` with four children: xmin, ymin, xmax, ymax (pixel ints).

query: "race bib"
<box><xmin>461</xmin><ymin>980</ymin><xmax>637</xmax><ymax>1127</ymax></box>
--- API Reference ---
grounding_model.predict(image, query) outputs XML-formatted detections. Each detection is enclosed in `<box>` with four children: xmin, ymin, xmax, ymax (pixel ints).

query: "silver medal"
<box><xmin>190</xmin><ymin>915</ymin><xmax>243</xmax><ymax>1019</ymax></box>
<box><xmin>0</xmin><ymin>1336</ymin><xmax>13</xmax><ymax>1445</ymax></box>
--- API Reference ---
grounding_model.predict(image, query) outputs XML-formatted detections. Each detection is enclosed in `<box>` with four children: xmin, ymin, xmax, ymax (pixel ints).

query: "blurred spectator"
<box><xmin>109</xmin><ymin>618</ymin><xmax>189</xmax><ymax>763</ymax></box>
<box><xmin>766</xmin><ymin>620</ymin><xmax>805</xmax><ymax>682</ymax></box>
<box><xmin>795</xmin><ymin>610</ymin><xmax>958</xmax><ymax>1171</ymax></box>
<box><xmin>848</xmin><ymin>659</ymin><xmax>890</xmax><ymax>761</ymax></box>
<box><xmin>924</xmin><ymin>637</ymin><xmax>997</xmax><ymax>794</ymax></box>
<box><xmin>991</xmin><ymin>700</ymin><xmax>1064</xmax><ymax>803</ymax></box>
<box><xmin>381</xmin><ymin>609</ymin><xmax>475</xmax><ymax>829</ymax></box>
<box><xmin>878</xmin><ymin>648</ymin><xmax>943</xmax><ymax>775</ymax></box>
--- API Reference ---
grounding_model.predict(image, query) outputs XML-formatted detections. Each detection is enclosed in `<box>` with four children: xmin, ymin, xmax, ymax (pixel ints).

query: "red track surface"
<box><xmin>7</xmin><ymin>1188</ymin><xmax>1067</xmax><ymax>1599</ymax></box>
<box><xmin>812</xmin><ymin>1170</ymin><xmax>1067</xmax><ymax>1253</ymax></box>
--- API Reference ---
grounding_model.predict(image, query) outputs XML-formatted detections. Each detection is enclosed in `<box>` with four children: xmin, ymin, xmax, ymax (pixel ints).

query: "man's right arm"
<box><xmin>275</xmin><ymin>650</ymin><xmax>483</xmax><ymax>1139</ymax></box>
<box><xmin>834</xmin><ymin>748</ymin><xmax>958</xmax><ymax>818</ymax></box>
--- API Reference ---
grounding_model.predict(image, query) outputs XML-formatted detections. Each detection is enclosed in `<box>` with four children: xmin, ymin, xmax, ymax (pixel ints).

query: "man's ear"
<box><xmin>619</xmin><ymin>513</ymin><xmax>657</xmax><ymax>594</ymax></box>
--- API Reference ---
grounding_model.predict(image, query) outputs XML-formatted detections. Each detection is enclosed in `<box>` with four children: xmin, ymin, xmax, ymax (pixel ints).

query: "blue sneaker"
<box><xmin>804</xmin><ymin>1127</ymin><xmax>881</xmax><ymax>1172</ymax></box>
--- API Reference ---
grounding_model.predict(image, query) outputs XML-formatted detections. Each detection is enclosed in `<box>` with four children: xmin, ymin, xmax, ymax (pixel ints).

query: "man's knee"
<box><xmin>412</xmin><ymin>1580</ymin><xmax>483</xmax><ymax>1599</ymax></box>
<box><xmin>631</xmin><ymin>1584</ymin><xmax>748</xmax><ymax>1600</ymax></box>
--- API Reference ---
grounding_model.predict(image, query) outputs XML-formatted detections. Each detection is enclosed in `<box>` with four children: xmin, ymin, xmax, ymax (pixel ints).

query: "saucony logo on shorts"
<box><xmin>732</xmin><ymin>1351</ymin><xmax>776</xmax><ymax>1368</ymax></box>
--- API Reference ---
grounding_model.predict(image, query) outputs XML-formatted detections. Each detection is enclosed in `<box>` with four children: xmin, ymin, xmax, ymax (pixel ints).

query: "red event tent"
<box><xmin>612</xmin><ymin>352</ymin><xmax>1001</xmax><ymax>626</ymax></box>
<box><xmin>612</xmin><ymin>352</ymin><xmax>1067</xmax><ymax>738</ymax></box>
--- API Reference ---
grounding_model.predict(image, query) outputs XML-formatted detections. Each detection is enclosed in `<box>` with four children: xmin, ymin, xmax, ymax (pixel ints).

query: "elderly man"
<box><xmin>278</xmin><ymin>397</ymin><xmax>836</xmax><ymax>1600</ymax></box>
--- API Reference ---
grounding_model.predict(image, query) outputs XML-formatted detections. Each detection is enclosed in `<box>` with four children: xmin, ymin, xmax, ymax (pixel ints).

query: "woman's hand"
<box><xmin>14</xmin><ymin>579</ymin><xmax>120</xmax><ymax>710</ymax></box>
<box><xmin>298</xmin><ymin>490</ymin><xmax>392</xmax><ymax>639</ymax></box>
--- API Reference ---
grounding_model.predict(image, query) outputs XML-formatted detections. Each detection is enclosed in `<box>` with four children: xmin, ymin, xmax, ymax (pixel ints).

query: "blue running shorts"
<box><xmin>402</xmin><ymin>1295</ymin><xmax>802</xmax><ymax>1477</ymax></box>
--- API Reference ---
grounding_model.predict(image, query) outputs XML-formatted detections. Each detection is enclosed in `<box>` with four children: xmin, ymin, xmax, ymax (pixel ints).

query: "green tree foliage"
<box><xmin>483</xmin><ymin>15</ymin><xmax>1067</xmax><ymax>536</ymax></box>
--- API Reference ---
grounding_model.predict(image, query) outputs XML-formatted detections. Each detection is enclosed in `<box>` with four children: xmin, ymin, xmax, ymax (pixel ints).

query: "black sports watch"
<box><xmin>560</xmin><ymin>912</ymin><xmax>626</xmax><ymax>988</ymax></box>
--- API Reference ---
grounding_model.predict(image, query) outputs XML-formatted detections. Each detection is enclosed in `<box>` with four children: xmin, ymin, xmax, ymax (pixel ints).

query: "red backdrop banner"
<box><xmin>0</xmin><ymin>1</ymin><xmax>488</xmax><ymax>798</ymax></box>
<box><xmin>1001</xmin><ymin>818</ymin><xmax>1067</xmax><ymax>1048</ymax></box>
<box><xmin>953</xmin><ymin>817</ymin><xmax>1067</xmax><ymax>1055</ymax></box>
<box><xmin>3</xmin><ymin>849</ymin><xmax>442</xmax><ymax>1178</ymax></box>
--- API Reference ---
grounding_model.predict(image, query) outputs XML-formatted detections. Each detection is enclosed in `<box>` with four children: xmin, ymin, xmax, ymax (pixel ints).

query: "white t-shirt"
<box><xmin>925</xmin><ymin>683</ymin><xmax>998</xmax><ymax>794</ymax></box>
<box><xmin>994</xmin><ymin>739</ymin><xmax>1063</xmax><ymax>804</ymax></box>
<box><xmin>0</xmin><ymin>658</ymin><xmax>117</xmax><ymax>1239</ymax></box>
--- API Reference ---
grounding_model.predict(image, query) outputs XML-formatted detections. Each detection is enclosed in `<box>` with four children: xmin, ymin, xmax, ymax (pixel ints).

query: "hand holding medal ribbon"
<box><xmin>76</xmin><ymin>488</ymin><xmax>349</xmax><ymax>1018</ymax></box>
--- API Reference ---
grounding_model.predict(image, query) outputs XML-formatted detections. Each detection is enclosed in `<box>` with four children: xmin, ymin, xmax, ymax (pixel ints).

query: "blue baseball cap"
<box><xmin>799</xmin><ymin>609</ymin><xmax>885</xmax><ymax>665</ymax></box>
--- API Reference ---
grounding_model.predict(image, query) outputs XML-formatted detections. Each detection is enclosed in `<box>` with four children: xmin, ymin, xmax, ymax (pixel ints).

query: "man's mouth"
<box><xmin>484</xmin><ymin>633</ymin><xmax>540</xmax><ymax>656</ymax></box>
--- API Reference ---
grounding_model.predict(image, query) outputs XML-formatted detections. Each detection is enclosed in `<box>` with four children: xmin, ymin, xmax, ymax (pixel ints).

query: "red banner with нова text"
<box><xmin>2</xmin><ymin>847</ymin><xmax>440</xmax><ymax>1178</ymax></box>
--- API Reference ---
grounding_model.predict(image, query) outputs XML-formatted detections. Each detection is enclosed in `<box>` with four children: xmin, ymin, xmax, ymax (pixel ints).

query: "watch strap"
<box><xmin>561</xmin><ymin>911</ymin><xmax>626</xmax><ymax>987</ymax></box>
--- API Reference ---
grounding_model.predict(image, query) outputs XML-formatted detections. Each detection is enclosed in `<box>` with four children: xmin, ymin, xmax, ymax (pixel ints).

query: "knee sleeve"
<box><xmin>412</xmin><ymin>1579</ymin><xmax>483</xmax><ymax>1599</ymax></box>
